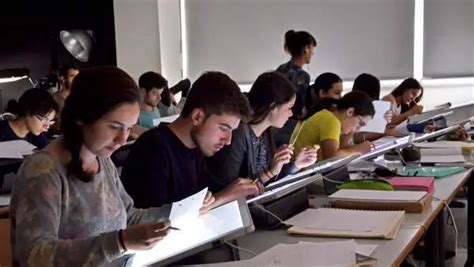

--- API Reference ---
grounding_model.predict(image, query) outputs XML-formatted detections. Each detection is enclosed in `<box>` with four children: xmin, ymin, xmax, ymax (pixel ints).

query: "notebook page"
<box><xmin>252</xmin><ymin>240</ymin><xmax>356</xmax><ymax>267</ymax></box>
<box><xmin>0</xmin><ymin>140</ymin><xmax>36</xmax><ymax>159</ymax></box>
<box><xmin>285</xmin><ymin>208</ymin><xmax>399</xmax><ymax>232</ymax></box>
<box><xmin>169</xmin><ymin>187</ymin><xmax>208</xmax><ymax>229</ymax></box>
<box><xmin>132</xmin><ymin>200</ymin><xmax>244</xmax><ymax>266</ymax></box>
<box><xmin>360</xmin><ymin>100</ymin><xmax>390</xmax><ymax>133</ymax></box>
<box><xmin>189</xmin><ymin>240</ymin><xmax>357</xmax><ymax>267</ymax></box>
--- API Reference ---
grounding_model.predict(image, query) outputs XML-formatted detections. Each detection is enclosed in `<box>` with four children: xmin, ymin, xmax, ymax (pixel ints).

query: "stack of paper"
<box><xmin>415</xmin><ymin>140</ymin><xmax>474</xmax><ymax>149</ymax></box>
<box><xmin>285</xmin><ymin>207</ymin><xmax>404</xmax><ymax>239</ymax></box>
<box><xmin>328</xmin><ymin>189</ymin><xmax>431</xmax><ymax>213</ymax></box>
<box><xmin>419</xmin><ymin>147</ymin><xmax>466</xmax><ymax>163</ymax></box>
<box><xmin>329</xmin><ymin>189</ymin><xmax>427</xmax><ymax>203</ymax></box>
<box><xmin>189</xmin><ymin>240</ymin><xmax>377</xmax><ymax>267</ymax></box>
<box><xmin>0</xmin><ymin>140</ymin><xmax>36</xmax><ymax>159</ymax></box>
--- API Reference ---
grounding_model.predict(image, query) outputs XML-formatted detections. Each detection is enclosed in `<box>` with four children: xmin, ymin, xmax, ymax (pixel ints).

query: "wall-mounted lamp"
<box><xmin>0</xmin><ymin>68</ymin><xmax>30</xmax><ymax>84</ymax></box>
<box><xmin>60</xmin><ymin>29</ymin><xmax>94</xmax><ymax>62</ymax></box>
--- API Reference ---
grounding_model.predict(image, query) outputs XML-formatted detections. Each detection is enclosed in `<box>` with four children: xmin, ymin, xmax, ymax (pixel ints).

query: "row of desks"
<box><xmin>236</xmin><ymin>162</ymin><xmax>473</xmax><ymax>266</ymax></box>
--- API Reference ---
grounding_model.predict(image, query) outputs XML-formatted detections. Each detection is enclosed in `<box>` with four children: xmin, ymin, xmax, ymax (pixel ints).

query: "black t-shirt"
<box><xmin>121</xmin><ymin>124</ymin><xmax>211</xmax><ymax>208</ymax></box>
<box><xmin>0</xmin><ymin>120</ymin><xmax>48</xmax><ymax>149</ymax></box>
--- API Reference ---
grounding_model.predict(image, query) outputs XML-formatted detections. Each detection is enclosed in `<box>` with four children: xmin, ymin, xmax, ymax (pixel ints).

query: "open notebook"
<box><xmin>285</xmin><ymin>208</ymin><xmax>404</xmax><ymax>239</ymax></box>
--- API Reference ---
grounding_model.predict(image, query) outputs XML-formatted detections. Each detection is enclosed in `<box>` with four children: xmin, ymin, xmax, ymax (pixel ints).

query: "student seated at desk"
<box><xmin>292</xmin><ymin>91</ymin><xmax>375</xmax><ymax>160</ymax></box>
<box><xmin>121</xmin><ymin>71</ymin><xmax>260</xmax><ymax>209</ymax></box>
<box><xmin>1</xmin><ymin>88</ymin><xmax>58</xmax><ymax>149</ymax></box>
<box><xmin>10</xmin><ymin>67</ymin><xmax>206</xmax><ymax>266</ymax></box>
<box><xmin>305</xmin><ymin>72</ymin><xmax>343</xmax><ymax>116</ymax></box>
<box><xmin>137</xmin><ymin>71</ymin><xmax>167</xmax><ymax>129</ymax></box>
<box><xmin>353</xmin><ymin>74</ymin><xmax>435</xmax><ymax>138</ymax></box>
<box><xmin>351</xmin><ymin>73</ymin><xmax>399</xmax><ymax>140</ymax></box>
<box><xmin>206</xmin><ymin>72</ymin><xmax>317</xmax><ymax>190</ymax></box>
<box><xmin>382</xmin><ymin>78</ymin><xmax>424</xmax><ymax>127</ymax></box>
<box><xmin>50</xmin><ymin>65</ymin><xmax>80</xmax><ymax>135</ymax></box>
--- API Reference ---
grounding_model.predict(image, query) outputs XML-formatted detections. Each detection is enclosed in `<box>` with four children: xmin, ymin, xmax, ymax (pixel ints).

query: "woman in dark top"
<box><xmin>207</xmin><ymin>72</ymin><xmax>317</xmax><ymax>190</ymax></box>
<box><xmin>275</xmin><ymin>29</ymin><xmax>317</xmax><ymax>146</ymax></box>
<box><xmin>0</xmin><ymin>88</ymin><xmax>58</xmax><ymax>149</ymax></box>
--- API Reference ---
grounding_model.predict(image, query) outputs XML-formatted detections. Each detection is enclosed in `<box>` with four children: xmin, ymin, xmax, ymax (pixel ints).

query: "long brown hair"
<box><xmin>61</xmin><ymin>66</ymin><xmax>140</xmax><ymax>182</ymax></box>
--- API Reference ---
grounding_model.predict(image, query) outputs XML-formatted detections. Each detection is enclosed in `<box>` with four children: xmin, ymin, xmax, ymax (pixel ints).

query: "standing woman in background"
<box><xmin>275</xmin><ymin>29</ymin><xmax>317</xmax><ymax>146</ymax></box>
<box><xmin>382</xmin><ymin>78</ymin><xmax>424</xmax><ymax>126</ymax></box>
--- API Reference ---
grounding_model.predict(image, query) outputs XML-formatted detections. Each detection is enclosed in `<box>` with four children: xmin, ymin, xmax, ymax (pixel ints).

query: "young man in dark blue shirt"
<box><xmin>121</xmin><ymin>72</ymin><xmax>261</xmax><ymax>209</ymax></box>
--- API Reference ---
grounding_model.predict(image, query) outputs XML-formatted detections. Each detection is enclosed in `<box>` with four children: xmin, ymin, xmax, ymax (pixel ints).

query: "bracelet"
<box><xmin>118</xmin><ymin>229</ymin><xmax>127</xmax><ymax>252</ymax></box>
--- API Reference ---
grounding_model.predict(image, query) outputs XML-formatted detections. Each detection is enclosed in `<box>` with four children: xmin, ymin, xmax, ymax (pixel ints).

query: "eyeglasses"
<box><xmin>356</xmin><ymin>116</ymin><xmax>367</xmax><ymax>127</ymax></box>
<box><xmin>35</xmin><ymin>114</ymin><xmax>56</xmax><ymax>126</ymax></box>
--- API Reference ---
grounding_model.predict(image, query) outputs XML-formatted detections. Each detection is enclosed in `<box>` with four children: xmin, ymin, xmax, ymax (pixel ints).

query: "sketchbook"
<box><xmin>285</xmin><ymin>207</ymin><xmax>404</xmax><ymax>239</ymax></box>
<box><xmin>328</xmin><ymin>189</ymin><xmax>432</xmax><ymax>213</ymax></box>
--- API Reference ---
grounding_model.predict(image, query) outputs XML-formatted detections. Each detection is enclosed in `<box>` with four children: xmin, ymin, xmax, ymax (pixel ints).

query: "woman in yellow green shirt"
<box><xmin>291</xmin><ymin>91</ymin><xmax>375</xmax><ymax>160</ymax></box>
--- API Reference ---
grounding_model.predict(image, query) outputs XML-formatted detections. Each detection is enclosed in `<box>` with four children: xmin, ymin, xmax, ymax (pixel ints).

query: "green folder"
<box><xmin>397</xmin><ymin>167</ymin><xmax>465</xmax><ymax>178</ymax></box>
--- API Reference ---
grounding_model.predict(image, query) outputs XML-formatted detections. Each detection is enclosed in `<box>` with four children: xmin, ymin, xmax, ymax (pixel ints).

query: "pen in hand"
<box><xmin>169</xmin><ymin>226</ymin><xmax>180</xmax><ymax>231</ymax></box>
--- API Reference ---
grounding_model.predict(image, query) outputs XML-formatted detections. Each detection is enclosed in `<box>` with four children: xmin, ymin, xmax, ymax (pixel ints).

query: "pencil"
<box><xmin>169</xmin><ymin>226</ymin><xmax>181</xmax><ymax>230</ymax></box>
<box><xmin>290</xmin><ymin>120</ymin><xmax>306</xmax><ymax>147</ymax></box>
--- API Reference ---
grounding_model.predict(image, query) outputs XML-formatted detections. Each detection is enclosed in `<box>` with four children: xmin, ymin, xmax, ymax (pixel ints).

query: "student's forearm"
<box><xmin>338</xmin><ymin>142</ymin><xmax>371</xmax><ymax>155</ymax></box>
<box><xmin>389</xmin><ymin>112</ymin><xmax>412</xmax><ymax>126</ymax></box>
<box><xmin>353</xmin><ymin>132</ymin><xmax>384</xmax><ymax>144</ymax></box>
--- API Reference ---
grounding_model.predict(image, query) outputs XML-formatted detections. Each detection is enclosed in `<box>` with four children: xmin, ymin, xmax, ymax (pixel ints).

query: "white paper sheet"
<box><xmin>0</xmin><ymin>194</ymin><xmax>10</xmax><ymax>206</ymax></box>
<box><xmin>360</xmin><ymin>100</ymin><xmax>391</xmax><ymax>133</ymax></box>
<box><xmin>132</xmin><ymin>200</ymin><xmax>244</xmax><ymax>266</ymax></box>
<box><xmin>189</xmin><ymin>240</ymin><xmax>357</xmax><ymax>267</ymax></box>
<box><xmin>174</xmin><ymin>91</ymin><xmax>182</xmax><ymax>104</ymax></box>
<box><xmin>285</xmin><ymin>209</ymin><xmax>373</xmax><ymax>232</ymax></box>
<box><xmin>152</xmin><ymin>114</ymin><xmax>179</xmax><ymax>126</ymax></box>
<box><xmin>0</xmin><ymin>140</ymin><xmax>36</xmax><ymax>159</ymax></box>
<box><xmin>356</xmin><ymin>244</ymin><xmax>378</xmax><ymax>257</ymax></box>
<box><xmin>251</xmin><ymin>240</ymin><xmax>356</xmax><ymax>267</ymax></box>
<box><xmin>169</xmin><ymin>187</ymin><xmax>208</xmax><ymax>229</ymax></box>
